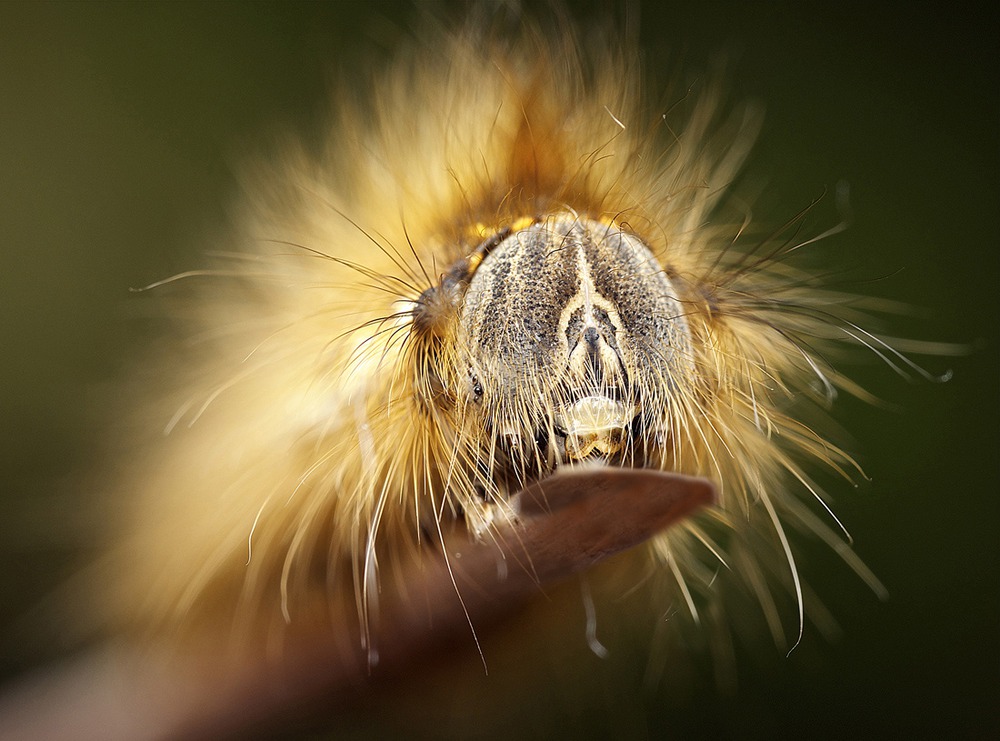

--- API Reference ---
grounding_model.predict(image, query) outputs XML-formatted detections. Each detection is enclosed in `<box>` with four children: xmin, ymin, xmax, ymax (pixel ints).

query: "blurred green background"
<box><xmin>1</xmin><ymin>1</ymin><xmax>996</xmax><ymax>738</ymax></box>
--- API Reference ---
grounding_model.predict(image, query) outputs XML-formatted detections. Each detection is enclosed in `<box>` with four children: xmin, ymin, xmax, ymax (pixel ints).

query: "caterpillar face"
<box><xmin>426</xmin><ymin>215</ymin><xmax>694</xmax><ymax>488</ymax></box>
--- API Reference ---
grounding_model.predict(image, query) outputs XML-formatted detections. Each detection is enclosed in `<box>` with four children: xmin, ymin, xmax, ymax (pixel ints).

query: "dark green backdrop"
<box><xmin>1</xmin><ymin>2</ymin><xmax>996</xmax><ymax>738</ymax></box>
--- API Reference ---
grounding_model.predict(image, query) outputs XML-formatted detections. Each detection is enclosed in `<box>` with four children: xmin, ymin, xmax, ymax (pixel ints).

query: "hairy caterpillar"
<box><xmin>4</xmin><ymin>5</ymin><xmax>950</xmax><ymax>737</ymax></box>
<box><xmin>98</xmin><ymin>11</ymin><xmax>885</xmax><ymax>654</ymax></box>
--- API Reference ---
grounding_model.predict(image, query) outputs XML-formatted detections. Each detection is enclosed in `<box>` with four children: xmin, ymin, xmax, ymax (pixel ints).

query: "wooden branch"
<box><xmin>0</xmin><ymin>469</ymin><xmax>715</xmax><ymax>740</ymax></box>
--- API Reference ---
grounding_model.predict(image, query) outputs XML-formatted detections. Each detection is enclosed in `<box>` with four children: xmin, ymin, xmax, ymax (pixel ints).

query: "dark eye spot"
<box><xmin>468</xmin><ymin>368</ymin><xmax>483</xmax><ymax>400</ymax></box>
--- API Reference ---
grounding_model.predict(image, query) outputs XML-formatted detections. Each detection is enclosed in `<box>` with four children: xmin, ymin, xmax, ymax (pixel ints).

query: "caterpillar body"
<box><xmin>85</xmin><ymin>8</ymin><xmax>895</xmax><ymax>693</ymax></box>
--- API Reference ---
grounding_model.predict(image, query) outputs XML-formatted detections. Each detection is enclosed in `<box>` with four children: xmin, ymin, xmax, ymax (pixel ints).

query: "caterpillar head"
<box><xmin>413</xmin><ymin>213</ymin><xmax>696</xmax><ymax>496</ymax></box>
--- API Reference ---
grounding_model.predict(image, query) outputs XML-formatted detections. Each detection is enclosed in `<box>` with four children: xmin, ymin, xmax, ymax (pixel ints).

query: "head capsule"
<box><xmin>449</xmin><ymin>214</ymin><xmax>694</xmax><ymax>481</ymax></box>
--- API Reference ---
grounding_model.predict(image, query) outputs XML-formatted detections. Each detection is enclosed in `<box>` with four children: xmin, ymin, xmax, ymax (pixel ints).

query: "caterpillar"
<box><xmin>28</xmin><ymin>4</ymin><xmax>939</xmax><ymax>735</ymax></box>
